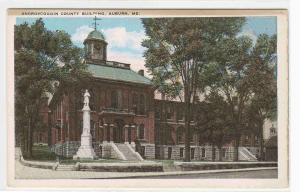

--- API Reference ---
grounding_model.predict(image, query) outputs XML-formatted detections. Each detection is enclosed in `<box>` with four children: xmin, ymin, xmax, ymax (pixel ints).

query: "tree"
<box><xmin>142</xmin><ymin>18</ymin><xmax>246</xmax><ymax>161</ymax></box>
<box><xmin>195</xmin><ymin>90</ymin><xmax>232</xmax><ymax>161</ymax></box>
<box><xmin>246</xmin><ymin>34</ymin><xmax>277</xmax><ymax>160</ymax></box>
<box><xmin>205</xmin><ymin>35</ymin><xmax>254</xmax><ymax>161</ymax></box>
<box><xmin>15</xmin><ymin>19</ymin><xmax>90</xmax><ymax>158</ymax></box>
<box><xmin>205</xmin><ymin>32</ymin><xmax>277</xmax><ymax>161</ymax></box>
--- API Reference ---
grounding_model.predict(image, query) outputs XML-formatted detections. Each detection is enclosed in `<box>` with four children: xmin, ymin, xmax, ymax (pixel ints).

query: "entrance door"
<box><xmin>113</xmin><ymin>119</ymin><xmax>124</xmax><ymax>143</ymax></box>
<box><xmin>128</xmin><ymin>127</ymin><xmax>132</xmax><ymax>144</ymax></box>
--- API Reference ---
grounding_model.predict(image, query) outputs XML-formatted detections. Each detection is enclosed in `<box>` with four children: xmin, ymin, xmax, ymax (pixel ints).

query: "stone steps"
<box><xmin>239</xmin><ymin>147</ymin><xmax>257</xmax><ymax>161</ymax></box>
<box><xmin>115</xmin><ymin>144</ymin><xmax>141</xmax><ymax>161</ymax></box>
<box><xmin>56</xmin><ymin>164</ymin><xmax>75</xmax><ymax>171</ymax></box>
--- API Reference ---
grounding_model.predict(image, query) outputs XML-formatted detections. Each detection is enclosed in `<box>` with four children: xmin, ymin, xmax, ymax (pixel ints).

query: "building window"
<box><xmin>132</xmin><ymin>93</ymin><xmax>138</xmax><ymax>114</ymax></box>
<box><xmin>245</xmin><ymin>135</ymin><xmax>249</xmax><ymax>143</ymax></box>
<box><xmin>80</xmin><ymin>120</ymin><xmax>83</xmax><ymax>129</ymax></box>
<box><xmin>180</xmin><ymin>148</ymin><xmax>184</xmax><ymax>158</ymax></box>
<box><xmin>255</xmin><ymin>136</ymin><xmax>259</xmax><ymax>144</ymax></box>
<box><xmin>222</xmin><ymin>148</ymin><xmax>226</xmax><ymax>158</ymax></box>
<box><xmin>166</xmin><ymin>126</ymin><xmax>173</xmax><ymax>144</ymax></box>
<box><xmin>141</xmin><ymin>146</ymin><xmax>145</xmax><ymax>158</ymax></box>
<box><xmin>89</xmin><ymin>89</ymin><xmax>95</xmax><ymax>110</ymax></box>
<box><xmin>139</xmin><ymin>94</ymin><xmax>145</xmax><ymax>115</ymax></box>
<box><xmin>155</xmin><ymin>106</ymin><xmax>160</xmax><ymax>119</ymax></box>
<box><xmin>270</xmin><ymin>127</ymin><xmax>276</xmax><ymax>135</ymax></box>
<box><xmin>111</xmin><ymin>90</ymin><xmax>118</xmax><ymax>109</ymax></box>
<box><xmin>168</xmin><ymin>147</ymin><xmax>172</xmax><ymax>159</ymax></box>
<box><xmin>139</xmin><ymin>124</ymin><xmax>145</xmax><ymax>139</ymax></box>
<box><xmin>65</xmin><ymin>123</ymin><xmax>69</xmax><ymax>139</ymax></box>
<box><xmin>176</xmin><ymin>108</ymin><xmax>184</xmax><ymax>121</ymax></box>
<box><xmin>177</xmin><ymin>127</ymin><xmax>184</xmax><ymax>143</ymax></box>
<box><xmin>91</xmin><ymin>120</ymin><xmax>95</xmax><ymax>141</ymax></box>
<box><xmin>201</xmin><ymin>148</ymin><xmax>206</xmax><ymax>158</ymax></box>
<box><xmin>57</xmin><ymin>128</ymin><xmax>61</xmax><ymax>141</ymax></box>
<box><xmin>166</xmin><ymin>105</ymin><xmax>173</xmax><ymax>120</ymax></box>
<box><xmin>155</xmin><ymin>124</ymin><xmax>160</xmax><ymax>144</ymax></box>
<box><xmin>155</xmin><ymin>146</ymin><xmax>160</xmax><ymax>159</ymax></box>
<box><xmin>117</xmin><ymin>90</ymin><xmax>122</xmax><ymax>109</ymax></box>
<box><xmin>191</xmin><ymin>148</ymin><xmax>195</xmax><ymax>159</ymax></box>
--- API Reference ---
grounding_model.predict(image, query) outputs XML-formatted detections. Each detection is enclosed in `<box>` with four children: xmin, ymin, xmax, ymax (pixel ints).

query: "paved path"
<box><xmin>15</xmin><ymin>159</ymin><xmax>278</xmax><ymax>179</ymax></box>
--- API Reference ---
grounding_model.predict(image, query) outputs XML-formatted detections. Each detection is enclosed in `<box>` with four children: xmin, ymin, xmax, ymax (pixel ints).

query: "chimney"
<box><xmin>138</xmin><ymin>69</ymin><xmax>144</xmax><ymax>76</ymax></box>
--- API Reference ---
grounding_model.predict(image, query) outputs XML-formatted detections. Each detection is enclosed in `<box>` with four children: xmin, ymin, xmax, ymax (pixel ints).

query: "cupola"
<box><xmin>84</xmin><ymin>27</ymin><xmax>107</xmax><ymax>64</ymax></box>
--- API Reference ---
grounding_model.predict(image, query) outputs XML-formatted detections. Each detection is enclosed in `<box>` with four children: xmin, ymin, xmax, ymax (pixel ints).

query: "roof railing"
<box><xmin>106</xmin><ymin>61</ymin><xmax>131</xmax><ymax>69</ymax></box>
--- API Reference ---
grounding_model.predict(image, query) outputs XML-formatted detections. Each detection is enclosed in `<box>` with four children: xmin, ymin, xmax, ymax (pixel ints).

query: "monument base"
<box><xmin>73</xmin><ymin>146</ymin><xmax>98</xmax><ymax>160</ymax></box>
<box><xmin>73</xmin><ymin>134</ymin><xmax>98</xmax><ymax>160</ymax></box>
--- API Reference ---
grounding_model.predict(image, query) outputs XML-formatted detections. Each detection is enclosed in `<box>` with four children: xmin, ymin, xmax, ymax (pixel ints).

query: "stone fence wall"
<box><xmin>50</xmin><ymin>141</ymin><xmax>259</xmax><ymax>161</ymax></box>
<box><xmin>51</xmin><ymin>141</ymin><xmax>102</xmax><ymax>158</ymax></box>
<box><xmin>155</xmin><ymin>145</ymin><xmax>258</xmax><ymax>161</ymax></box>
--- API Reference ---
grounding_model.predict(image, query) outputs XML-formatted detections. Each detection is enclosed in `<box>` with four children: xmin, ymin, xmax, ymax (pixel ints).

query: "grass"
<box><xmin>60</xmin><ymin>159</ymin><xmax>128</xmax><ymax>164</ymax></box>
<box><xmin>24</xmin><ymin>145</ymin><xmax>56</xmax><ymax>161</ymax></box>
<box><xmin>23</xmin><ymin>146</ymin><xmax>176</xmax><ymax>166</ymax></box>
<box><xmin>152</xmin><ymin>159</ymin><xmax>175</xmax><ymax>166</ymax></box>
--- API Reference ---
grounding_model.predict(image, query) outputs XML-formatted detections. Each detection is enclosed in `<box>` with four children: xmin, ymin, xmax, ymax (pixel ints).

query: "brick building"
<box><xmin>49</xmin><ymin>29</ymin><xmax>155</xmax><ymax>159</ymax></box>
<box><xmin>47</xmin><ymin>28</ymin><xmax>269</xmax><ymax>161</ymax></box>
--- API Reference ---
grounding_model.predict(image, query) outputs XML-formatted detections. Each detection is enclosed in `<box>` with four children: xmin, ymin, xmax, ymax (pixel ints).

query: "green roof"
<box><xmin>85</xmin><ymin>30</ymin><xmax>105</xmax><ymax>41</ymax></box>
<box><xmin>87</xmin><ymin>64</ymin><xmax>152</xmax><ymax>85</ymax></box>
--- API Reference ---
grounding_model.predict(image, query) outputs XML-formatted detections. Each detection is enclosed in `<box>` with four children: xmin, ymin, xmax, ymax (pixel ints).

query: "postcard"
<box><xmin>6</xmin><ymin>9</ymin><xmax>288</xmax><ymax>189</ymax></box>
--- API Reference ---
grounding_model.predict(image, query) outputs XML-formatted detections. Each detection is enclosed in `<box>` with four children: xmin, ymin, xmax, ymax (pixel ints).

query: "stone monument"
<box><xmin>73</xmin><ymin>89</ymin><xmax>97</xmax><ymax>160</ymax></box>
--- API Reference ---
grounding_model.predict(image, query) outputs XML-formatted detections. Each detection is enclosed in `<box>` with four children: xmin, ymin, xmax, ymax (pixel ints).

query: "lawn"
<box><xmin>23</xmin><ymin>145</ymin><xmax>177</xmax><ymax>165</ymax></box>
<box><xmin>60</xmin><ymin>159</ymin><xmax>129</xmax><ymax>164</ymax></box>
<box><xmin>24</xmin><ymin>145</ymin><xmax>56</xmax><ymax>161</ymax></box>
<box><xmin>152</xmin><ymin>159</ymin><xmax>175</xmax><ymax>166</ymax></box>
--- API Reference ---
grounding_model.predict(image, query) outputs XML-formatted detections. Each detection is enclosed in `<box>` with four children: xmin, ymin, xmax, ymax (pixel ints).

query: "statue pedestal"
<box><xmin>73</xmin><ymin>94</ymin><xmax>97</xmax><ymax>160</ymax></box>
<box><xmin>73</xmin><ymin>134</ymin><xmax>97</xmax><ymax>160</ymax></box>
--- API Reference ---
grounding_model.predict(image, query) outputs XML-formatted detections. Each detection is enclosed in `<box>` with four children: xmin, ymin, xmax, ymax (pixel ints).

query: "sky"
<box><xmin>16</xmin><ymin>17</ymin><xmax>277</xmax><ymax>75</ymax></box>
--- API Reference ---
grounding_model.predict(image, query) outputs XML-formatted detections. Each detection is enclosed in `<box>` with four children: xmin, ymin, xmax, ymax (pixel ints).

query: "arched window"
<box><xmin>176</xmin><ymin>106</ymin><xmax>184</xmax><ymax>121</ymax></box>
<box><xmin>177</xmin><ymin>126</ymin><xmax>184</xmax><ymax>144</ymax></box>
<box><xmin>166</xmin><ymin>105</ymin><xmax>173</xmax><ymax>120</ymax></box>
<box><xmin>139</xmin><ymin>94</ymin><xmax>145</xmax><ymax>115</ymax></box>
<box><xmin>155</xmin><ymin>105</ymin><xmax>160</xmax><ymax>119</ymax></box>
<box><xmin>111</xmin><ymin>90</ymin><xmax>118</xmax><ymax>109</ymax></box>
<box><xmin>89</xmin><ymin>89</ymin><xmax>95</xmax><ymax>110</ymax></box>
<box><xmin>76</xmin><ymin>89</ymin><xmax>84</xmax><ymax>110</ymax></box>
<box><xmin>117</xmin><ymin>90</ymin><xmax>122</xmax><ymax>109</ymax></box>
<box><xmin>91</xmin><ymin>120</ymin><xmax>95</xmax><ymax>141</ymax></box>
<box><xmin>139</xmin><ymin>124</ymin><xmax>145</xmax><ymax>139</ymax></box>
<box><xmin>132</xmin><ymin>93</ymin><xmax>138</xmax><ymax>114</ymax></box>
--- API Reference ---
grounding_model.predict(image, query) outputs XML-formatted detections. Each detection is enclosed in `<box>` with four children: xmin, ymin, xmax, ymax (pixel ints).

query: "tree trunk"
<box><xmin>184</xmin><ymin>98</ymin><xmax>191</xmax><ymax>162</ymax></box>
<box><xmin>21</xmin><ymin>125</ymin><xmax>27</xmax><ymax>157</ymax></box>
<box><xmin>212</xmin><ymin>143</ymin><xmax>216</xmax><ymax>161</ymax></box>
<box><xmin>184</xmin><ymin>121</ymin><xmax>191</xmax><ymax>162</ymax></box>
<box><xmin>234</xmin><ymin>134</ymin><xmax>240</xmax><ymax>161</ymax></box>
<box><xmin>259</xmin><ymin>120</ymin><xmax>264</xmax><ymax>161</ymax></box>
<box><xmin>27</xmin><ymin>117</ymin><xmax>33</xmax><ymax>158</ymax></box>
<box><xmin>233</xmin><ymin>120</ymin><xmax>240</xmax><ymax>161</ymax></box>
<box><xmin>47</xmin><ymin>111</ymin><xmax>52</xmax><ymax>147</ymax></box>
<box><xmin>218</xmin><ymin>146</ymin><xmax>223</xmax><ymax>161</ymax></box>
<box><xmin>160</xmin><ymin>94</ymin><xmax>166</xmax><ymax>159</ymax></box>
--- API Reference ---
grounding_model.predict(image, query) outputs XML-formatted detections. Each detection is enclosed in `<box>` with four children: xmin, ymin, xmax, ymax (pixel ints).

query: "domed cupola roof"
<box><xmin>84</xmin><ymin>30</ymin><xmax>106</xmax><ymax>43</ymax></box>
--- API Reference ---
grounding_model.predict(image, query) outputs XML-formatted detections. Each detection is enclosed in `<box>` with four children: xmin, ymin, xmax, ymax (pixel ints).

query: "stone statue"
<box><xmin>83</xmin><ymin>89</ymin><xmax>90</xmax><ymax>106</ymax></box>
<box><xmin>73</xmin><ymin>88</ymin><xmax>97</xmax><ymax>160</ymax></box>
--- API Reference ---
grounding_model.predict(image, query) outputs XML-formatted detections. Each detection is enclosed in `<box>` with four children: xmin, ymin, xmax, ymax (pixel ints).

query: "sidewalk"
<box><xmin>15</xmin><ymin>159</ymin><xmax>277</xmax><ymax>179</ymax></box>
